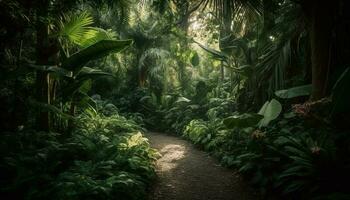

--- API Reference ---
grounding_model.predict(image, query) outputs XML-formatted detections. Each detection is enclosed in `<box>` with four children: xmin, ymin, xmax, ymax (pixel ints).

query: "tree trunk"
<box><xmin>35</xmin><ymin>0</ymin><xmax>59</xmax><ymax>131</ymax></box>
<box><xmin>176</xmin><ymin>0</ymin><xmax>190</xmax><ymax>94</ymax></box>
<box><xmin>308</xmin><ymin>0</ymin><xmax>337</xmax><ymax>100</ymax></box>
<box><xmin>218</xmin><ymin>1</ymin><xmax>232</xmax><ymax>84</ymax></box>
<box><xmin>35</xmin><ymin>0</ymin><xmax>50</xmax><ymax>131</ymax></box>
<box><xmin>220</xmin><ymin>63</ymin><xmax>225</xmax><ymax>81</ymax></box>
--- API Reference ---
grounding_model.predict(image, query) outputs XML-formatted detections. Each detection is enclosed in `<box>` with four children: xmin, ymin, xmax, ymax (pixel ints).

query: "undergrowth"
<box><xmin>0</xmin><ymin>106</ymin><xmax>158</xmax><ymax>200</ymax></box>
<box><xmin>182</xmin><ymin>110</ymin><xmax>350</xmax><ymax>199</ymax></box>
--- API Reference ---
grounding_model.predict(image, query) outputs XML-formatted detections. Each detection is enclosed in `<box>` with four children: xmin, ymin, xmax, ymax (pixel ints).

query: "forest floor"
<box><xmin>146</xmin><ymin>132</ymin><xmax>259</xmax><ymax>200</ymax></box>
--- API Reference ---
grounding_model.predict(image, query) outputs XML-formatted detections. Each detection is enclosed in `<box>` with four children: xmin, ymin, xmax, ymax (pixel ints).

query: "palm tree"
<box><xmin>154</xmin><ymin>0</ymin><xmax>346</xmax><ymax>102</ymax></box>
<box><xmin>28</xmin><ymin>0</ymin><xmax>133</xmax><ymax>130</ymax></box>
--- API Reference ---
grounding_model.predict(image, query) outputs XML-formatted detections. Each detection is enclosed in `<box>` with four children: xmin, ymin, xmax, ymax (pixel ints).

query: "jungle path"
<box><xmin>146</xmin><ymin>132</ymin><xmax>259</xmax><ymax>200</ymax></box>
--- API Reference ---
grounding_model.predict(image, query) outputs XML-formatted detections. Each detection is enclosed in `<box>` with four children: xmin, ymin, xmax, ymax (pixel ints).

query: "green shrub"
<box><xmin>0</xmin><ymin>110</ymin><xmax>158</xmax><ymax>200</ymax></box>
<box><xmin>183</xmin><ymin>119</ymin><xmax>210</xmax><ymax>145</ymax></box>
<box><xmin>181</xmin><ymin>111</ymin><xmax>350</xmax><ymax>198</ymax></box>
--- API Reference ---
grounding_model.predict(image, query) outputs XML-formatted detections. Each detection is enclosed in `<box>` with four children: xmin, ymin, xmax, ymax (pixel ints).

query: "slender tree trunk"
<box><xmin>35</xmin><ymin>0</ymin><xmax>59</xmax><ymax>131</ymax></box>
<box><xmin>220</xmin><ymin>62</ymin><xmax>225</xmax><ymax>81</ymax></box>
<box><xmin>35</xmin><ymin>0</ymin><xmax>50</xmax><ymax>131</ymax></box>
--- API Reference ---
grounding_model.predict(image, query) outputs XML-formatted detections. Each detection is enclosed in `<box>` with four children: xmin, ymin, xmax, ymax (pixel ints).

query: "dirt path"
<box><xmin>146</xmin><ymin>132</ymin><xmax>259</xmax><ymax>200</ymax></box>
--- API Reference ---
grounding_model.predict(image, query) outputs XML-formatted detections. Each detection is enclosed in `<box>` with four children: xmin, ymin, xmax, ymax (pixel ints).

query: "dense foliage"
<box><xmin>1</xmin><ymin>0</ymin><xmax>350</xmax><ymax>199</ymax></box>
<box><xmin>182</xmin><ymin>102</ymin><xmax>350</xmax><ymax>199</ymax></box>
<box><xmin>0</xmin><ymin>100</ymin><xmax>158</xmax><ymax>199</ymax></box>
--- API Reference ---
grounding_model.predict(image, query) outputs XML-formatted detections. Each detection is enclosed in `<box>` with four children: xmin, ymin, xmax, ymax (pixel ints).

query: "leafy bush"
<box><xmin>183</xmin><ymin>119</ymin><xmax>210</xmax><ymax>145</ymax></box>
<box><xmin>274</xmin><ymin>132</ymin><xmax>350</xmax><ymax>197</ymax></box>
<box><xmin>181</xmin><ymin>106</ymin><xmax>350</xmax><ymax>198</ymax></box>
<box><xmin>0</xmin><ymin>109</ymin><xmax>158</xmax><ymax>200</ymax></box>
<box><xmin>160</xmin><ymin>96</ymin><xmax>203</xmax><ymax>133</ymax></box>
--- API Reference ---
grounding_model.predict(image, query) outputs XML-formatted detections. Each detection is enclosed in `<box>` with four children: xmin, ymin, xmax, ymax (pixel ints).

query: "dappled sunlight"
<box><xmin>148</xmin><ymin>132</ymin><xmax>258</xmax><ymax>200</ymax></box>
<box><xmin>157</xmin><ymin>144</ymin><xmax>187</xmax><ymax>172</ymax></box>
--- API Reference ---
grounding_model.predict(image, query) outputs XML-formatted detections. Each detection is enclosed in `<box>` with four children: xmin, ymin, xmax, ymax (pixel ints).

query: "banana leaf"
<box><xmin>275</xmin><ymin>84</ymin><xmax>312</xmax><ymax>99</ymax></box>
<box><xmin>29</xmin><ymin>99</ymin><xmax>74</xmax><ymax>120</ymax></box>
<box><xmin>258</xmin><ymin>99</ymin><xmax>282</xmax><ymax>127</ymax></box>
<box><xmin>193</xmin><ymin>40</ymin><xmax>228</xmax><ymax>61</ymax></box>
<box><xmin>223</xmin><ymin>113</ymin><xmax>263</xmax><ymax>128</ymax></box>
<box><xmin>61</xmin><ymin>39</ymin><xmax>133</xmax><ymax>73</ymax></box>
<box><xmin>75</xmin><ymin>67</ymin><xmax>112</xmax><ymax>80</ymax></box>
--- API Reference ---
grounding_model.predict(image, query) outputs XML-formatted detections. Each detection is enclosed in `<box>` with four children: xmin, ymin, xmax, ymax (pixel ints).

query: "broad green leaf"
<box><xmin>275</xmin><ymin>84</ymin><xmax>312</xmax><ymax>99</ymax></box>
<box><xmin>61</xmin><ymin>39</ymin><xmax>133</xmax><ymax>72</ymax></box>
<box><xmin>28</xmin><ymin>64</ymin><xmax>73</xmax><ymax>77</ymax></box>
<box><xmin>60</xmin><ymin>68</ymin><xmax>110</xmax><ymax>103</ymax></box>
<box><xmin>193</xmin><ymin>40</ymin><xmax>228</xmax><ymax>61</ymax></box>
<box><xmin>60</xmin><ymin>79</ymin><xmax>90</xmax><ymax>102</ymax></box>
<box><xmin>78</xmin><ymin>79</ymin><xmax>92</xmax><ymax>94</ymax></box>
<box><xmin>223</xmin><ymin>113</ymin><xmax>263</xmax><ymax>128</ymax></box>
<box><xmin>258</xmin><ymin>99</ymin><xmax>282</xmax><ymax>127</ymax></box>
<box><xmin>75</xmin><ymin>67</ymin><xmax>112</xmax><ymax>80</ymax></box>
<box><xmin>258</xmin><ymin>101</ymin><xmax>269</xmax><ymax>115</ymax></box>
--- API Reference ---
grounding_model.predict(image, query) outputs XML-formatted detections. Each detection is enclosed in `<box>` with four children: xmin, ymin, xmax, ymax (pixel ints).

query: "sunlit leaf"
<box><xmin>193</xmin><ymin>40</ymin><xmax>228</xmax><ymax>61</ymax></box>
<box><xmin>76</xmin><ymin>28</ymin><xmax>117</xmax><ymax>48</ymax></box>
<box><xmin>175</xmin><ymin>97</ymin><xmax>191</xmax><ymax>104</ymax></box>
<box><xmin>58</xmin><ymin>11</ymin><xmax>94</xmax><ymax>45</ymax></box>
<box><xmin>258</xmin><ymin>99</ymin><xmax>282</xmax><ymax>127</ymax></box>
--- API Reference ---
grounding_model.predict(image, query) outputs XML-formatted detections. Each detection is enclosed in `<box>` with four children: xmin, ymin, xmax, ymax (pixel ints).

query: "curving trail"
<box><xmin>146</xmin><ymin>132</ymin><xmax>259</xmax><ymax>200</ymax></box>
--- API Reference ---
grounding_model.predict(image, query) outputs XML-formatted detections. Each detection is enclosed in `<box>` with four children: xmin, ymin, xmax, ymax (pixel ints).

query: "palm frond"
<box><xmin>255</xmin><ymin>1</ymin><xmax>305</xmax><ymax>97</ymax></box>
<box><xmin>62</xmin><ymin>39</ymin><xmax>133</xmax><ymax>73</ymax></box>
<box><xmin>58</xmin><ymin>11</ymin><xmax>94</xmax><ymax>45</ymax></box>
<box><xmin>113</xmin><ymin>0</ymin><xmax>131</xmax><ymax>28</ymax></box>
<box><xmin>257</xmin><ymin>39</ymin><xmax>291</xmax><ymax>97</ymax></box>
<box><xmin>76</xmin><ymin>27</ymin><xmax>117</xmax><ymax>48</ymax></box>
<box><xmin>199</xmin><ymin>0</ymin><xmax>263</xmax><ymax>19</ymax></box>
<box><xmin>146</xmin><ymin>0</ymin><xmax>172</xmax><ymax>14</ymax></box>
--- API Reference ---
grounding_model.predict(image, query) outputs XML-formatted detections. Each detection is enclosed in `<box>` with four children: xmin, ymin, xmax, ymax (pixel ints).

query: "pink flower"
<box><xmin>292</xmin><ymin>103</ymin><xmax>311</xmax><ymax>117</ymax></box>
<box><xmin>310</xmin><ymin>146</ymin><xmax>321</xmax><ymax>155</ymax></box>
<box><xmin>251</xmin><ymin>129</ymin><xmax>266</xmax><ymax>139</ymax></box>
